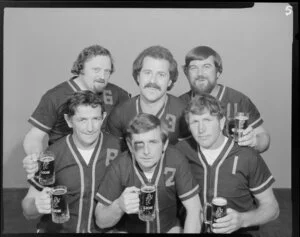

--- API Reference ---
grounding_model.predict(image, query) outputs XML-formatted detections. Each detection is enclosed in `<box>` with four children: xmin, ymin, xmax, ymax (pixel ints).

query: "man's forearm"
<box><xmin>22</xmin><ymin>197</ymin><xmax>42</xmax><ymax>220</ymax></box>
<box><xmin>95</xmin><ymin>199</ymin><xmax>124</xmax><ymax>229</ymax></box>
<box><xmin>184</xmin><ymin>211</ymin><xmax>201</xmax><ymax>233</ymax></box>
<box><xmin>240</xmin><ymin>201</ymin><xmax>279</xmax><ymax>228</ymax></box>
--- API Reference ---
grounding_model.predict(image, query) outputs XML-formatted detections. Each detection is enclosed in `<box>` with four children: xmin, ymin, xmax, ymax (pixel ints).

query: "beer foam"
<box><xmin>141</xmin><ymin>186</ymin><xmax>155</xmax><ymax>193</ymax></box>
<box><xmin>52</xmin><ymin>188</ymin><xmax>67</xmax><ymax>195</ymax></box>
<box><xmin>40</xmin><ymin>156</ymin><xmax>54</xmax><ymax>162</ymax></box>
<box><xmin>212</xmin><ymin>197</ymin><xmax>227</xmax><ymax>206</ymax></box>
<box><xmin>235</xmin><ymin>115</ymin><xmax>248</xmax><ymax>121</ymax></box>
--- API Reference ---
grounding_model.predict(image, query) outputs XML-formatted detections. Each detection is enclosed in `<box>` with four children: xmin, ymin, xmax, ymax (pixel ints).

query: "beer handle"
<box><xmin>27</xmin><ymin>177</ymin><xmax>45</xmax><ymax>192</ymax></box>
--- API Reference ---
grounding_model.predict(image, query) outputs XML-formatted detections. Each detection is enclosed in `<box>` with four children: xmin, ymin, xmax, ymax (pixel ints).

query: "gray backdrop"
<box><xmin>3</xmin><ymin>3</ymin><xmax>292</xmax><ymax>188</ymax></box>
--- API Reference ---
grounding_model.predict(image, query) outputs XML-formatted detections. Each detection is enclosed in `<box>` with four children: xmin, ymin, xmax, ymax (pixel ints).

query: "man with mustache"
<box><xmin>180</xmin><ymin>46</ymin><xmax>270</xmax><ymax>153</ymax></box>
<box><xmin>105</xmin><ymin>45</ymin><xmax>189</xmax><ymax>150</ymax></box>
<box><xmin>23</xmin><ymin>45</ymin><xmax>130</xmax><ymax>157</ymax></box>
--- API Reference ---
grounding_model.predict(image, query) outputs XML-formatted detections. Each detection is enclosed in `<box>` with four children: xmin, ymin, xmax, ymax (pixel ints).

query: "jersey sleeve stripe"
<box><xmin>178</xmin><ymin>184</ymin><xmax>199</xmax><ymax>200</ymax></box>
<box><xmin>232</xmin><ymin>156</ymin><xmax>239</xmax><ymax>175</ymax></box>
<box><xmin>96</xmin><ymin>193</ymin><xmax>113</xmax><ymax>205</ymax></box>
<box><xmin>28</xmin><ymin>117</ymin><xmax>52</xmax><ymax>131</ymax></box>
<box><xmin>249</xmin><ymin>117</ymin><xmax>263</xmax><ymax>128</ymax></box>
<box><xmin>250</xmin><ymin>176</ymin><xmax>274</xmax><ymax>192</ymax></box>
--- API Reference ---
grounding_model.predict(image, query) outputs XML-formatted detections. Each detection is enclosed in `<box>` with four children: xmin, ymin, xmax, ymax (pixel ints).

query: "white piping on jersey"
<box><xmin>136</xmin><ymin>95</ymin><xmax>168</xmax><ymax>119</ymax></box>
<box><xmin>250</xmin><ymin>176</ymin><xmax>274</xmax><ymax>192</ymax></box>
<box><xmin>197</xmin><ymin>146</ymin><xmax>208</xmax><ymax>216</ymax></box>
<box><xmin>218</xmin><ymin>85</ymin><xmax>226</xmax><ymax>101</ymax></box>
<box><xmin>29</xmin><ymin>117</ymin><xmax>52</xmax><ymax>130</ymax></box>
<box><xmin>214</xmin><ymin>140</ymin><xmax>235</xmax><ymax>198</ymax></box>
<box><xmin>67</xmin><ymin>80</ymin><xmax>79</xmax><ymax>92</ymax></box>
<box><xmin>179</xmin><ymin>184</ymin><xmax>199</xmax><ymax>200</ymax></box>
<box><xmin>232</xmin><ymin>156</ymin><xmax>239</xmax><ymax>175</ymax></box>
<box><xmin>177</xmin><ymin>135</ymin><xmax>192</xmax><ymax>141</ymax></box>
<box><xmin>96</xmin><ymin>193</ymin><xmax>113</xmax><ymax>205</ymax></box>
<box><xmin>67</xmin><ymin>135</ymin><xmax>84</xmax><ymax>233</ymax></box>
<box><xmin>87</xmin><ymin>132</ymin><xmax>103</xmax><ymax>233</ymax></box>
<box><xmin>132</xmin><ymin>152</ymin><xmax>165</xmax><ymax>233</ymax></box>
<box><xmin>249</xmin><ymin>117</ymin><xmax>262</xmax><ymax>128</ymax></box>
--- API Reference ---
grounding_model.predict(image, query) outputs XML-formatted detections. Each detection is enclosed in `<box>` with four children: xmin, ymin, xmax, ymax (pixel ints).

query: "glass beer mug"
<box><xmin>138</xmin><ymin>182</ymin><xmax>156</xmax><ymax>222</ymax></box>
<box><xmin>51</xmin><ymin>185</ymin><xmax>70</xmax><ymax>224</ymax></box>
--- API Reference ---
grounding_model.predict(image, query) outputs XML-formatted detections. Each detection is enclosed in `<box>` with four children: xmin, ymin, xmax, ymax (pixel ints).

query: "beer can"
<box><xmin>212</xmin><ymin>197</ymin><xmax>227</xmax><ymax>223</ymax></box>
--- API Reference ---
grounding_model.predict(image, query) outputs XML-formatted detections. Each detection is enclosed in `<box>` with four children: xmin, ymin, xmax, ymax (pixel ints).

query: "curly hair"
<box><xmin>65</xmin><ymin>90</ymin><xmax>105</xmax><ymax>117</ymax></box>
<box><xmin>71</xmin><ymin>45</ymin><xmax>115</xmax><ymax>75</ymax></box>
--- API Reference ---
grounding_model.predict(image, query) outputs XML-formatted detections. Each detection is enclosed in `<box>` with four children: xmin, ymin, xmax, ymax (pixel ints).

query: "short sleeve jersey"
<box><xmin>105</xmin><ymin>94</ymin><xmax>189</xmax><ymax>147</ymax></box>
<box><xmin>37</xmin><ymin>132</ymin><xmax>121</xmax><ymax>233</ymax></box>
<box><xmin>179</xmin><ymin>84</ymin><xmax>263</xmax><ymax>130</ymax></box>
<box><xmin>29</xmin><ymin>77</ymin><xmax>130</xmax><ymax>145</ymax></box>
<box><xmin>175</xmin><ymin>137</ymin><xmax>275</xmax><ymax>213</ymax></box>
<box><xmin>95</xmin><ymin>146</ymin><xmax>199</xmax><ymax>233</ymax></box>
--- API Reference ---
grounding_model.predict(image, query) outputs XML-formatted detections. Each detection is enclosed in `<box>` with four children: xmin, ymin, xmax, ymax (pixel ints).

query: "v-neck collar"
<box><xmin>136</xmin><ymin>95</ymin><xmax>168</xmax><ymax>119</ymax></box>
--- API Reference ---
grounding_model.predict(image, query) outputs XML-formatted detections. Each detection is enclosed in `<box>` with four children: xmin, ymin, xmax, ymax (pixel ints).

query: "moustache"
<box><xmin>144</xmin><ymin>83</ymin><xmax>161</xmax><ymax>91</ymax></box>
<box><xmin>195</xmin><ymin>76</ymin><xmax>208</xmax><ymax>81</ymax></box>
<box><xmin>95</xmin><ymin>79</ymin><xmax>106</xmax><ymax>83</ymax></box>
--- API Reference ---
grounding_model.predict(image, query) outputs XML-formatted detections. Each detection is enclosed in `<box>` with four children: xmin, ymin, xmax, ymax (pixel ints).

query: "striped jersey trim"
<box><xmin>178</xmin><ymin>184</ymin><xmax>199</xmax><ymax>200</ymax></box>
<box><xmin>214</xmin><ymin>140</ymin><xmax>235</xmax><ymax>197</ymax></box>
<box><xmin>67</xmin><ymin>135</ymin><xmax>85</xmax><ymax>233</ymax></box>
<box><xmin>29</xmin><ymin>117</ymin><xmax>52</xmax><ymax>131</ymax></box>
<box><xmin>87</xmin><ymin>132</ymin><xmax>103</xmax><ymax>233</ymax></box>
<box><xmin>218</xmin><ymin>85</ymin><xmax>226</xmax><ymax>101</ymax></box>
<box><xmin>232</xmin><ymin>156</ymin><xmax>239</xmax><ymax>175</ymax></box>
<box><xmin>67</xmin><ymin>80</ymin><xmax>79</xmax><ymax>92</ymax></box>
<box><xmin>197</xmin><ymin>146</ymin><xmax>208</xmax><ymax>212</ymax></box>
<box><xmin>96</xmin><ymin>192</ymin><xmax>113</xmax><ymax>205</ymax></box>
<box><xmin>249</xmin><ymin>117</ymin><xmax>263</xmax><ymax>128</ymax></box>
<box><xmin>250</xmin><ymin>176</ymin><xmax>274</xmax><ymax>192</ymax></box>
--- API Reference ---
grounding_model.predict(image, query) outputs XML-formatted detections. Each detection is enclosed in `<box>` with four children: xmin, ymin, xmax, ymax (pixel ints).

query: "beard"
<box><xmin>190</xmin><ymin>78</ymin><xmax>216</xmax><ymax>95</ymax></box>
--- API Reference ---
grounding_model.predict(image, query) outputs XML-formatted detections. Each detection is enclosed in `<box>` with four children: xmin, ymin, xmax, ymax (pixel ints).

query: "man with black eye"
<box><xmin>105</xmin><ymin>45</ymin><xmax>189</xmax><ymax>151</ymax></box>
<box><xmin>95</xmin><ymin>113</ymin><xmax>201</xmax><ymax>233</ymax></box>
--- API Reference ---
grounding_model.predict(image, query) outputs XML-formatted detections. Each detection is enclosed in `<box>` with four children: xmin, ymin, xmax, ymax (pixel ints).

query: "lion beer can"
<box><xmin>212</xmin><ymin>197</ymin><xmax>227</xmax><ymax>223</ymax></box>
<box><xmin>138</xmin><ymin>184</ymin><xmax>156</xmax><ymax>222</ymax></box>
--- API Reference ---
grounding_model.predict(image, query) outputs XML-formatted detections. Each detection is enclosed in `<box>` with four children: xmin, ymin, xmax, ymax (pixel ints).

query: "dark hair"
<box><xmin>183</xmin><ymin>46</ymin><xmax>223</xmax><ymax>75</ymax></box>
<box><xmin>126</xmin><ymin>113</ymin><xmax>168</xmax><ymax>144</ymax></box>
<box><xmin>132</xmin><ymin>45</ymin><xmax>178</xmax><ymax>91</ymax></box>
<box><xmin>65</xmin><ymin>90</ymin><xmax>105</xmax><ymax>117</ymax></box>
<box><xmin>71</xmin><ymin>45</ymin><xmax>115</xmax><ymax>75</ymax></box>
<box><xmin>184</xmin><ymin>93</ymin><xmax>225</xmax><ymax>123</ymax></box>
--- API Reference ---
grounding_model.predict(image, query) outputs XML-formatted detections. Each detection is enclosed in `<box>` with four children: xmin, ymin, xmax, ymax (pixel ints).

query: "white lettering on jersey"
<box><xmin>165</xmin><ymin>114</ymin><xmax>176</xmax><ymax>132</ymax></box>
<box><xmin>164</xmin><ymin>167</ymin><xmax>176</xmax><ymax>187</ymax></box>
<box><xmin>103</xmin><ymin>90</ymin><xmax>113</xmax><ymax>105</ymax></box>
<box><xmin>105</xmin><ymin>148</ymin><xmax>118</xmax><ymax>166</ymax></box>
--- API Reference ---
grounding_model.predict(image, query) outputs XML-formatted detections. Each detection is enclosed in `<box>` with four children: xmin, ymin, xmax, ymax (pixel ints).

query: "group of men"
<box><xmin>21</xmin><ymin>44</ymin><xmax>279</xmax><ymax>234</ymax></box>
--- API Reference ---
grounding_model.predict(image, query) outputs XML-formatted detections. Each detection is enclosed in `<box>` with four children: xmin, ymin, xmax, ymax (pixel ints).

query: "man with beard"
<box><xmin>23</xmin><ymin>45</ymin><xmax>130</xmax><ymax>156</ymax></box>
<box><xmin>105</xmin><ymin>45</ymin><xmax>189</xmax><ymax>150</ymax></box>
<box><xmin>179</xmin><ymin>46</ymin><xmax>270</xmax><ymax>153</ymax></box>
